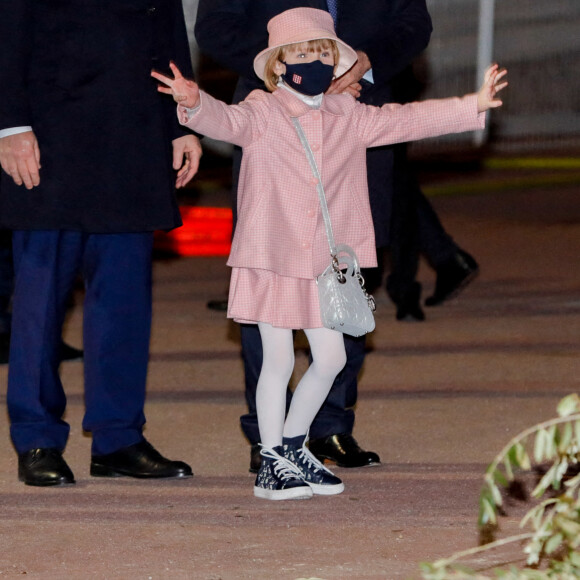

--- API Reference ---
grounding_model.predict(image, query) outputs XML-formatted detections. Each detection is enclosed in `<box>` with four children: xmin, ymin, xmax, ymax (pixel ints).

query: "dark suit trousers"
<box><xmin>0</xmin><ymin>229</ymin><xmax>13</xmax><ymax>333</ymax></box>
<box><xmin>386</xmin><ymin>144</ymin><xmax>459</xmax><ymax>301</ymax></box>
<box><xmin>8</xmin><ymin>230</ymin><xmax>153</xmax><ymax>455</ymax></box>
<box><xmin>385</xmin><ymin>144</ymin><xmax>421</xmax><ymax>302</ymax></box>
<box><xmin>416</xmin><ymin>190</ymin><xmax>458</xmax><ymax>268</ymax></box>
<box><xmin>239</xmin><ymin>323</ymin><xmax>365</xmax><ymax>443</ymax></box>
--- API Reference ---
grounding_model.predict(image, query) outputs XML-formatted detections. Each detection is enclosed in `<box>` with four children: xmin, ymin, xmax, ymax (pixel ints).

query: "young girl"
<box><xmin>152</xmin><ymin>7</ymin><xmax>507</xmax><ymax>501</ymax></box>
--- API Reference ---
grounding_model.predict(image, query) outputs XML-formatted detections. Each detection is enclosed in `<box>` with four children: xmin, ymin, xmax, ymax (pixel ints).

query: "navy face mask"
<box><xmin>281</xmin><ymin>60</ymin><xmax>335</xmax><ymax>96</ymax></box>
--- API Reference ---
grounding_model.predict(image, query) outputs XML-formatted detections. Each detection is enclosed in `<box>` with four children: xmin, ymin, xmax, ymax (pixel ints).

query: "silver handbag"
<box><xmin>292</xmin><ymin>118</ymin><xmax>376</xmax><ymax>337</ymax></box>
<box><xmin>317</xmin><ymin>244</ymin><xmax>376</xmax><ymax>336</ymax></box>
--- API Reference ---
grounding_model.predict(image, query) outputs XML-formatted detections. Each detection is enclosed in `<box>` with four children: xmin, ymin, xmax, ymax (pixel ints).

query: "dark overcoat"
<box><xmin>194</xmin><ymin>0</ymin><xmax>432</xmax><ymax>246</ymax></box>
<box><xmin>0</xmin><ymin>0</ymin><xmax>193</xmax><ymax>232</ymax></box>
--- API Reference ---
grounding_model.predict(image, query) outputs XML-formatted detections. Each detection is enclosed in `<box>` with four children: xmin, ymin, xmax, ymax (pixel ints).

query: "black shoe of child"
<box><xmin>283</xmin><ymin>435</ymin><xmax>344</xmax><ymax>495</ymax></box>
<box><xmin>254</xmin><ymin>445</ymin><xmax>312</xmax><ymax>501</ymax></box>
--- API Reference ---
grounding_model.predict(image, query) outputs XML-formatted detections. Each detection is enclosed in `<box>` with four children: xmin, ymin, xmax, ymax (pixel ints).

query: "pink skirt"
<box><xmin>227</xmin><ymin>267</ymin><xmax>323</xmax><ymax>329</ymax></box>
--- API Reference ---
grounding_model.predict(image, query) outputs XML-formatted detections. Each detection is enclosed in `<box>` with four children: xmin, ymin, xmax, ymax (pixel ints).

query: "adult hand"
<box><xmin>477</xmin><ymin>64</ymin><xmax>508</xmax><ymax>113</ymax></box>
<box><xmin>0</xmin><ymin>131</ymin><xmax>41</xmax><ymax>189</ymax></box>
<box><xmin>326</xmin><ymin>50</ymin><xmax>371</xmax><ymax>98</ymax></box>
<box><xmin>151</xmin><ymin>62</ymin><xmax>201</xmax><ymax>109</ymax></box>
<box><xmin>172</xmin><ymin>134</ymin><xmax>202</xmax><ymax>188</ymax></box>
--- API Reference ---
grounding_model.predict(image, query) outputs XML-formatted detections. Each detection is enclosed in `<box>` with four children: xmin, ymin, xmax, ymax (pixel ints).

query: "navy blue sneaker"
<box><xmin>283</xmin><ymin>435</ymin><xmax>344</xmax><ymax>495</ymax></box>
<box><xmin>254</xmin><ymin>446</ymin><xmax>313</xmax><ymax>501</ymax></box>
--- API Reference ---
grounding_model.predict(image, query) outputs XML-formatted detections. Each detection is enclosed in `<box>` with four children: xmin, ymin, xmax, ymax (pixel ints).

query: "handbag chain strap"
<box><xmin>291</xmin><ymin>117</ymin><xmax>338</xmax><ymax>261</ymax></box>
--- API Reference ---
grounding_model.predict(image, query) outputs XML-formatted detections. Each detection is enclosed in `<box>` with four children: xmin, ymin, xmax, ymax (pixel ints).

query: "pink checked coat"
<box><xmin>179</xmin><ymin>88</ymin><xmax>485</xmax><ymax>327</ymax></box>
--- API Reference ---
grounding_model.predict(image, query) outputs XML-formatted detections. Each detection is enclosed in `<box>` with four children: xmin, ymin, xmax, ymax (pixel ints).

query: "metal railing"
<box><xmin>413</xmin><ymin>0</ymin><xmax>580</xmax><ymax>155</ymax></box>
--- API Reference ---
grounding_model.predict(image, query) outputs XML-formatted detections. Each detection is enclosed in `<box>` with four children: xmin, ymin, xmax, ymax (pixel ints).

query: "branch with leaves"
<box><xmin>420</xmin><ymin>394</ymin><xmax>580</xmax><ymax>579</ymax></box>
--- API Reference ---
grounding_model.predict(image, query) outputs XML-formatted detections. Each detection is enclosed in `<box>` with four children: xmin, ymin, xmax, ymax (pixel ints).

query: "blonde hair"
<box><xmin>263</xmin><ymin>39</ymin><xmax>339</xmax><ymax>92</ymax></box>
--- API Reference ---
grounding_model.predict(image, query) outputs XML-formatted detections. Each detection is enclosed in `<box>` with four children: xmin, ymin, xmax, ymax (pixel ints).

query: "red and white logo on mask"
<box><xmin>292</xmin><ymin>73</ymin><xmax>302</xmax><ymax>85</ymax></box>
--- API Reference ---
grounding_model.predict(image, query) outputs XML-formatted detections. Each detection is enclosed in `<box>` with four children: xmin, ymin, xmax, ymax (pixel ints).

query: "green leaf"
<box><xmin>557</xmin><ymin>394</ymin><xmax>580</xmax><ymax>417</ymax></box>
<box><xmin>516</xmin><ymin>442</ymin><xmax>531</xmax><ymax>470</ymax></box>
<box><xmin>479</xmin><ymin>496</ymin><xmax>497</xmax><ymax>526</ymax></box>
<box><xmin>557</xmin><ymin>516</ymin><xmax>580</xmax><ymax>538</ymax></box>
<box><xmin>534</xmin><ymin>429</ymin><xmax>547</xmax><ymax>463</ymax></box>
<box><xmin>545</xmin><ymin>425</ymin><xmax>558</xmax><ymax>459</ymax></box>
<box><xmin>418</xmin><ymin>562</ymin><xmax>435</xmax><ymax>572</ymax></box>
<box><xmin>553</xmin><ymin>457</ymin><xmax>569</xmax><ymax>490</ymax></box>
<box><xmin>559</xmin><ymin>421</ymin><xmax>573</xmax><ymax>453</ymax></box>
<box><xmin>503</xmin><ymin>454</ymin><xmax>514</xmax><ymax>480</ymax></box>
<box><xmin>490</xmin><ymin>482</ymin><xmax>503</xmax><ymax>506</ymax></box>
<box><xmin>524</xmin><ymin>541</ymin><xmax>541</xmax><ymax>565</ymax></box>
<box><xmin>508</xmin><ymin>444</ymin><xmax>520</xmax><ymax>468</ymax></box>
<box><xmin>544</xmin><ymin>532</ymin><xmax>563</xmax><ymax>554</ymax></box>
<box><xmin>564</xmin><ymin>471</ymin><xmax>580</xmax><ymax>489</ymax></box>
<box><xmin>521</xmin><ymin>504</ymin><xmax>542</xmax><ymax>529</ymax></box>
<box><xmin>492</xmin><ymin>468</ymin><xmax>509</xmax><ymax>487</ymax></box>
<box><xmin>532</xmin><ymin>463</ymin><xmax>558</xmax><ymax>497</ymax></box>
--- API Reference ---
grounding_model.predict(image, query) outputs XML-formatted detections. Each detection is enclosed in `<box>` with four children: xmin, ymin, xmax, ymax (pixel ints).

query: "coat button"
<box><xmin>302</xmin><ymin>242</ymin><xmax>311</xmax><ymax>249</ymax></box>
<box><xmin>310</xmin><ymin>177</ymin><xmax>319</xmax><ymax>185</ymax></box>
<box><xmin>312</xmin><ymin>111</ymin><xmax>321</xmax><ymax>120</ymax></box>
<box><xmin>307</xmin><ymin>209</ymin><xmax>315</xmax><ymax>217</ymax></box>
<box><xmin>312</xmin><ymin>143</ymin><xmax>320</xmax><ymax>151</ymax></box>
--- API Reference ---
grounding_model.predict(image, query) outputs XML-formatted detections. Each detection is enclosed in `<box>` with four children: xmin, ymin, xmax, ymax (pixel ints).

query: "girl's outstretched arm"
<box><xmin>151</xmin><ymin>62</ymin><xmax>200</xmax><ymax>109</ymax></box>
<box><xmin>477</xmin><ymin>64</ymin><xmax>508</xmax><ymax>113</ymax></box>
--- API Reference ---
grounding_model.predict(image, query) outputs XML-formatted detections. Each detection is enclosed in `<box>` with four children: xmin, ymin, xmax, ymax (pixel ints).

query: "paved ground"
<box><xmin>0</xmin><ymin>162</ymin><xmax>578</xmax><ymax>579</ymax></box>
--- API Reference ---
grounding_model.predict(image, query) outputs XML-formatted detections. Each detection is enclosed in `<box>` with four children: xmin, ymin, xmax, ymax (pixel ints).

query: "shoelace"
<box><xmin>260</xmin><ymin>447</ymin><xmax>304</xmax><ymax>482</ymax></box>
<box><xmin>298</xmin><ymin>445</ymin><xmax>335</xmax><ymax>476</ymax></box>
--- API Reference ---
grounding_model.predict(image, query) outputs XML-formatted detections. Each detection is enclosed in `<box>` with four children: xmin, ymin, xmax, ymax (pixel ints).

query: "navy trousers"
<box><xmin>239</xmin><ymin>323</ymin><xmax>366</xmax><ymax>443</ymax></box>
<box><xmin>0</xmin><ymin>230</ymin><xmax>13</xmax><ymax>334</ymax></box>
<box><xmin>8</xmin><ymin>230</ymin><xmax>153</xmax><ymax>455</ymax></box>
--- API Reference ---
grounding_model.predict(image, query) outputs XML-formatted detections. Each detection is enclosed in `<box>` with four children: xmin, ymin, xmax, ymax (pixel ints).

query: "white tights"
<box><xmin>256</xmin><ymin>322</ymin><xmax>347</xmax><ymax>449</ymax></box>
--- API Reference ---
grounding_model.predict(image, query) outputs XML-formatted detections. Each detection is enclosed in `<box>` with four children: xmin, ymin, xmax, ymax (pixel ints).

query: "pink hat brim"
<box><xmin>253</xmin><ymin>8</ymin><xmax>358</xmax><ymax>81</ymax></box>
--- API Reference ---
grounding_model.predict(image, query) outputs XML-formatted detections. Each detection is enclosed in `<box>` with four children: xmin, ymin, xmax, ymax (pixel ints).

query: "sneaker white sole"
<box><xmin>308</xmin><ymin>482</ymin><xmax>345</xmax><ymax>495</ymax></box>
<box><xmin>254</xmin><ymin>486</ymin><xmax>313</xmax><ymax>500</ymax></box>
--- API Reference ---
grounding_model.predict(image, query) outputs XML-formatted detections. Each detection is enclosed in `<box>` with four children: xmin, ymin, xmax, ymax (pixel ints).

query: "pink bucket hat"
<box><xmin>253</xmin><ymin>7</ymin><xmax>358</xmax><ymax>81</ymax></box>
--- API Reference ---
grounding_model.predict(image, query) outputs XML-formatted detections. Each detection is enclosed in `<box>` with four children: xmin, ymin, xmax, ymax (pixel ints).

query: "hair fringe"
<box><xmin>263</xmin><ymin>39</ymin><xmax>339</xmax><ymax>92</ymax></box>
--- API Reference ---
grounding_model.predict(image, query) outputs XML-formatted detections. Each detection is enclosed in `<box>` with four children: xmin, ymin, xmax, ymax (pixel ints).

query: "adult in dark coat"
<box><xmin>194</xmin><ymin>0</ymin><xmax>433</xmax><ymax>471</ymax></box>
<box><xmin>0</xmin><ymin>0</ymin><xmax>201</xmax><ymax>486</ymax></box>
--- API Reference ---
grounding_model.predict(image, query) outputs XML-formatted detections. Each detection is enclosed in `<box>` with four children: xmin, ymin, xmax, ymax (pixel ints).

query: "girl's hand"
<box><xmin>151</xmin><ymin>62</ymin><xmax>200</xmax><ymax>109</ymax></box>
<box><xmin>477</xmin><ymin>64</ymin><xmax>508</xmax><ymax>113</ymax></box>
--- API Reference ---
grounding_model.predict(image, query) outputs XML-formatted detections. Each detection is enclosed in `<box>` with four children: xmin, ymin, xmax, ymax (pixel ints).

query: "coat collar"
<box><xmin>272</xmin><ymin>87</ymin><xmax>349</xmax><ymax>118</ymax></box>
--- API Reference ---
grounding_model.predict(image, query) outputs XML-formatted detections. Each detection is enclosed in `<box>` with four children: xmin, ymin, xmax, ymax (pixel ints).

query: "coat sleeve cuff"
<box><xmin>177</xmin><ymin>100</ymin><xmax>202</xmax><ymax>126</ymax></box>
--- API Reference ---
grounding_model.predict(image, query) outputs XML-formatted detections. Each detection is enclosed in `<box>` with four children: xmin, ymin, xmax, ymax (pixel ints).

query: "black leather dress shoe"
<box><xmin>249</xmin><ymin>443</ymin><xmax>261</xmax><ymax>473</ymax></box>
<box><xmin>395</xmin><ymin>300</ymin><xmax>425</xmax><ymax>322</ymax></box>
<box><xmin>207</xmin><ymin>299</ymin><xmax>228</xmax><ymax>312</ymax></box>
<box><xmin>425</xmin><ymin>249</ymin><xmax>479</xmax><ymax>306</ymax></box>
<box><xmin>90</xmin><ymin>440</ymin><xmax>193</xmax><ymax>479</ymax></box>
<box><xmin>388</xmin><ymin>281</ymin><xmax>425</xmax><ymax>322</ymax></box>
<box><xmin>308</xmin><ymin>434</ymin><xmax>381</xmax><ymax>468</ymax></box>
<box><xmin>18</xmin><ymin>448</ymin><xmax>76</xmax><ymax>487</ymax></box>
<box><xmin>60</xmin><ymin>341</ymin><xmax>84</xmax><ymax>362</ymax></box>
<box><xmin>0</xmin><ymin>331</ymin><xmax>10</xmax><ymax>365</ymax></box>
